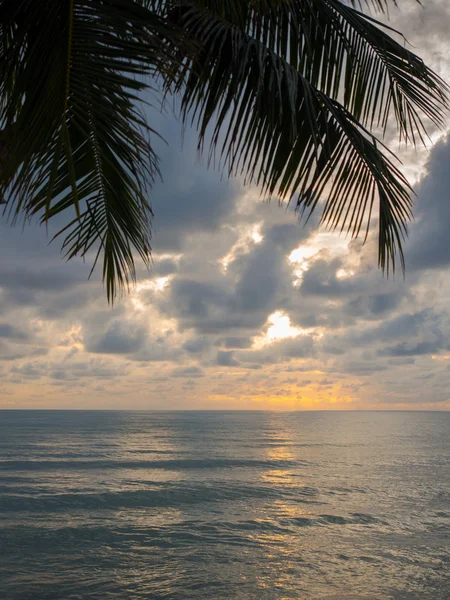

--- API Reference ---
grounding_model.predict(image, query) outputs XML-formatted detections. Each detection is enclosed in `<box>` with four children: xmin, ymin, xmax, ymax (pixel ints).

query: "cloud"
<box><xmin>87</xmin><ymin>320</ymin><xmax>147</xmax><ymax>355</ymax></box>
<box><xmin>170</xmin><ymin>365</ymin><xmax>204</xmax><ymax>378</ymax></box>
<box><xmin>216</xmin><ymin>350</ymin><xmax>239</xmax><ymax>366</ymax></box>
<box><xmin>148</xmin><ymin>125</ymin><xmax>239</xmax><ymax>253</ymax></box>
<box><xmin>183</xmin><ymin>337</ymin><xmax>210</xmax><ymax>354</ymax></box>
<box><xmin>407</xmin><ymin>135</ymin><xmax>450</xmax><ymax>271</ymax></box>
<box><xmin>0</xmin><ymin>323</ymin><xmax>29</xmax><ymax>341</ymax></box>
<box><xmin>378</xmin><ymin>340</ymin><xmax>443</xmax><ymax>358</ymax></box>
<box><xmin>2</xmin><ymin>39</ymin><xmax>450</xmax><ymax>410</ymax></box>
<box><xmin>217</xmin><ymin>336</ymin><xmax>253</xmax><ymax>349</ymax></box>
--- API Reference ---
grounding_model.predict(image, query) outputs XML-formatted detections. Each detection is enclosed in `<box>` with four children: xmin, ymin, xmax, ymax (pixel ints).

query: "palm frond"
<box><xmin>0</xmin><ymin>0</ymin><xmax>447</xmax><ymax>300</ymax></box>
<box><xmin>0</xmin><ymin>0</ymin><xmax>177</xmax><ymax>301</ymax></box>
<box><xmin>166</xmin><ymin>0</ymin><xmax>448</xmax><ymax>272</ymax></box>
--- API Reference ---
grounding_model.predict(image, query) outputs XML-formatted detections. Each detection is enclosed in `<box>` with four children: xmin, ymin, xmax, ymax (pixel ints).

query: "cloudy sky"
<box><xmin>2</xmin><ymin>0</ymin><xmax>450</xmax><ymax>410</ymax></box>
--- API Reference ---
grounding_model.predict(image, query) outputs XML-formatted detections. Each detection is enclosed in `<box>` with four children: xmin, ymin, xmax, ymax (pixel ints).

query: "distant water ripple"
<box><xmin>0</xmin><ymin>410</ymin><xmax>449</xmax><ymax>599</ymax></box>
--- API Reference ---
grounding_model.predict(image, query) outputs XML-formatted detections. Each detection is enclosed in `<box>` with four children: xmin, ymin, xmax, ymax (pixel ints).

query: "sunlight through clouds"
<box><xmin>131</xmin><ymin>277</ymin><xmax>171</xmax><ymax>311</ymax></box>
<box><xmin>266</xmin><ymin>312</ymin><xmax>304</xmax><ymax>341</ymax></box>
<box><xmin>288</xmin><ymin>246</ymin><xmax>318</xmax><ymax>286</ymax></box>
<box><xmin>219</xmin><ymin>223</ymin><xmax>263</xmax><ymax>272</ymax></box>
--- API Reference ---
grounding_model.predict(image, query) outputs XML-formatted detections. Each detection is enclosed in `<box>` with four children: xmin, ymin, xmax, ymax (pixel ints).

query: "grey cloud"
<box><xmin>10</xmin><ymin>362</ymin><xmax>43</xmax><ymax>380</ymax></box>
<box><xmin>47</xmin><ymin>359</ymin><xmax>129</xmax><ymax>381</ymax></box>
<box><xmin>50</xmin><ymin>370</ymin><xmax>75</xmax><ymax>381</ymax></box>
<box><xmin>345</xmin><ymin>291</ymin><xmax>405</xmax><ymax>319</ymax></box>
<box><xmin>87</xmin><ymin>321</ymin><xmax>147</xmax><ymax>355</ymax></box>
<box><xmin>323</xmin><ymin>310</ymin><xmax>435</xmax><ymax>352</ymax></box>
<box><xmin>170</xmin><ymin>365</ymin><xmax>204</xmax><ymax>378</ymax></box>
<box><xmin>151</xmin><ymin>258</ymin><xmax>179</xmax><ymax>277</ymax></box>
<box><xmin>378</xmin><ymin>339</ymin><xmax>442</xmax><ymax>357</ymax></box>
<box><xmin>237</xmin><ymin>335</ymin><xmax>315</xmax><ymax>364</ymax></box>
<box><xmin>299</xmin><ymin>257</ymin><xmax>355</xmax><ymax>297</ymax></box>
<box><xmin>149</xmin><ymin>128</ymin><xmax>238</xmax><ymax>253</ymax></box>
<box><xmin>407</xmin><ymin>135</ymin><xmax>450</xmax><ymax>270</ymax></box>
<box><xmin>169</xmin><ymin>278</ymin><xmax>229</xmax><ymax>321</ymax></box>
<box><xmin>232</xmin><ymin>232</ymin><xmax>294</xmax><ymax>314</ymax></box>
<box><xmin>183</xmin><ymin>337</ymin><xmax>210</xmax><ymax>354</ymax></box>
<box><xmin>0</xmin><ymin>323</ymin><xmax>29</xmax><ymax>341</ymax></box>
<box><xmin>0</xmin><ymin>341</ymin><xmax>47</xmax><ymax>361</ymax></box>
<box><xmin>162</xmin><ymin>220</ymin><xmax>306</xmax><ymax>335</ymax></box>
<box><xmin>390</xmin><ymin>357</ymin><xmax>416</xmax><ymax>366</ymax></box>
<box><xmin>216</xmin><ymin>350</ymin><xmax>239</xmax><ymax>366</ymax></box>
<box><xmin>0</xmin><ymin>267</ymin><xmax>85</xmax><ymax>292</ymax></box>
<box><xmin>341</xmin><ymin>361</ymin><xmax>388</xmax><ymax>376</ymax></box>
<box><xmin>132</xmin><ymin>338</ymin><xmax>181</xmax><ymax>362</ymax></box>
<box><xmin>217</xmin><ymin>336</ymin><xmax>253</xmax><ymax>349</ymax></box>
<box><xmin>262</xmin><ymin>222</ymin><xmax>316</xmax><ymax>251</ymax></box>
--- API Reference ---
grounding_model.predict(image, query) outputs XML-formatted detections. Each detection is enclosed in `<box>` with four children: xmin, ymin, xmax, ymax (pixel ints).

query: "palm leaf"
<box><xmin>0</xmin><ymin>0</ymin><xmax>178</xmax><ymax>302</ymax></box>
<box><xmin>0</xmin><ymin>0</ymin><xmax>447</xmax><ymax>301</ymax></box>
<box><xmin>166</xmin><ymin>0</ymin><xmax>448</xmax><ymax>272</ymax></box>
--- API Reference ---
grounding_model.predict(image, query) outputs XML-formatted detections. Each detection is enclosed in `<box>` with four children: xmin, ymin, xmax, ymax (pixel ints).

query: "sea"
<box><xmin>0</xmin><ymin>410</ymin><xmax>449</xmax><ymax>600</ymax></box>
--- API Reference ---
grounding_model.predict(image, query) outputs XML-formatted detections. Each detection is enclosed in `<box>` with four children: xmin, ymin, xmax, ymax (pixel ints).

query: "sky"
<box><xmin>2</xmin><ymin>0</ymin><xmax>450</xmax><ymax>410</ymax></box>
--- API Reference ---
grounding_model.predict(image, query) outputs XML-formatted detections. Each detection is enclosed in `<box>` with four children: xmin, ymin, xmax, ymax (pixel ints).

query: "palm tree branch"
<box><xmin>171</xmin><ymin>6</ymin><xmax>416</xmax><ymax>271</ymax></box>
<box><xmin>0</xmin><ymin>0</ymin><xmax>179</xmax><ymax>301</ymax></box>
<box><xmin>168</xmin><ymin>1</ymin><xmax>448</xmax><ymax>142</ymax></box>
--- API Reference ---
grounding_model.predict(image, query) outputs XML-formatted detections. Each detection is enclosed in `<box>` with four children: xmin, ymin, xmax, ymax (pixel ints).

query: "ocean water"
<box><xmin>0</xmin><ymin>411</ymin><xmax>449</xmax><ymax>600</ymax></box>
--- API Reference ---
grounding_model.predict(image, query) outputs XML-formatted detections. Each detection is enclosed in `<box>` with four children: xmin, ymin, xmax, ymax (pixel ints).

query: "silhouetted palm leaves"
<box><xmin>0</xmin><ymin>0</ymin><xmax>447</xmax><ymax>300</ymax></box>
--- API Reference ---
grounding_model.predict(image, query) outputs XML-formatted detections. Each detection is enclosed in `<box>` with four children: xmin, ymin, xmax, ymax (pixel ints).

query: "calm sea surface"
<box><xmin>0</xmin><ymin>411</ymin><xmax>449</xmax><ymax>600</ymax></box>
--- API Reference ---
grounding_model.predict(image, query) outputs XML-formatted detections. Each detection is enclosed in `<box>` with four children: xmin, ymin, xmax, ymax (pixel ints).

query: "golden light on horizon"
<box><xmin>432</xmin><ymin>355</ymin><xmax>450</xmax><ymax>361</ymax></box>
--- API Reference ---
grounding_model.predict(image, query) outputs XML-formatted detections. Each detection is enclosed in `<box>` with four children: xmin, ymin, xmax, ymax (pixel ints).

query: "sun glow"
<box><xmin>336</xmin><ymin>268</ymin><xmax>355</xmax><ymax>279</ymax></box>
<box><xmin>219</xmin><ymin>223</ymin><xmax>263</xmax><ymax>272</ymax></box>
<box><xmin>252</xmin><ymin>310</ymin><xmax>321</xmax><ymax>349</ymax></box>
<box><xmin>432</xmin><ymin>355</ymin><xmax>450</xmax><ymax>361</ymax></box>
<box><xmin>288</xmin><ymin>246</ymin><xmax>318</xmax><ymax>286</ymax></box>
<box><xmin>131</xmin><ymin>277</ymin><xmax>170</xmax><ymax>310</ymax></box>
<box><xmin>266</xmin><ymin>311</ymin><xmax>305</xmax><ymax>341</ymax></box>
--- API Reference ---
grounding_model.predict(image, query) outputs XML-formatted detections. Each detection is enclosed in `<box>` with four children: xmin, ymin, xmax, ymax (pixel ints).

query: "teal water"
<box><xmin>0</xmin><ymin>411</ymin><xmax>449</xmax><ymax>599</ymax></box>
